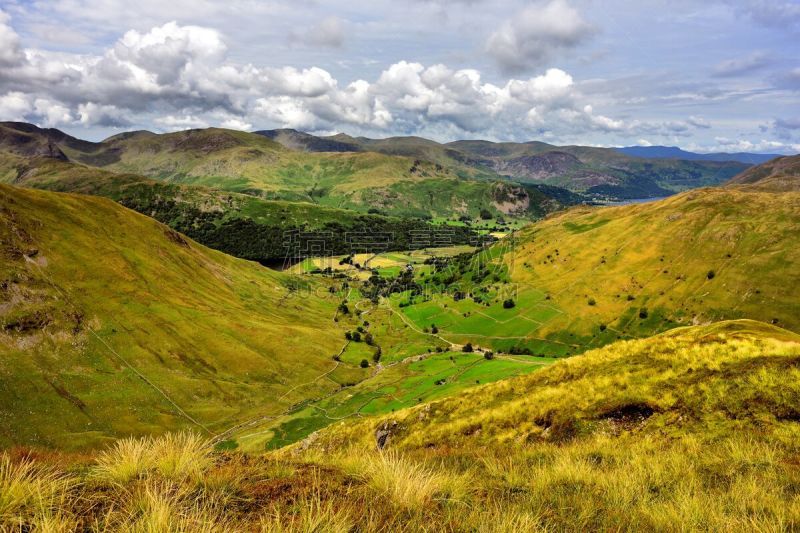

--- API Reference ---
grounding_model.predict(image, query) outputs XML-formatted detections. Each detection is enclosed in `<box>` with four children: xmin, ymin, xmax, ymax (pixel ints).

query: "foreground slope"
<box><xmin>7</xmin><ymin>321</ymin><xmax>800</xmax><ymax>531</ymax></box>
<box><xmin>309</xmin><ymin>320</ymin><xmax>800</xmax><ymax>451</ymax></box>
<box><xmin>0</xmin><ymin>185</ymin><xmax>354</xmax><ymax>449</ymax></box>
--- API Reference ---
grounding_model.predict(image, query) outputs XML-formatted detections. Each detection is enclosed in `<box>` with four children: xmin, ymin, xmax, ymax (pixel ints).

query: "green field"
<box><xmin>234</xmin><ymin>350</ymin><xmax>554</xmax><ymax>451</ymax></box>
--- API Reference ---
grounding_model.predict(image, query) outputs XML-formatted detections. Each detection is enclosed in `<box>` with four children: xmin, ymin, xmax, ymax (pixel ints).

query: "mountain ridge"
<box><xmin>617</xmin><ymin>145</ymin><xmax>785</xmax><ymax>164</ymax></box>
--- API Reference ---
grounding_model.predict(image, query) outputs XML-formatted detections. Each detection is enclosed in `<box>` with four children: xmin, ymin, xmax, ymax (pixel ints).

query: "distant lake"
<box><xmin>599</xmin><ymin>196</ymin><xmax>670</xmax><ymax>206</ymax></box>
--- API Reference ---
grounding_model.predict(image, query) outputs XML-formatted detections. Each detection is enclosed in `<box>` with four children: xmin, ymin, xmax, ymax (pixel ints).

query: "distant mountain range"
<box><xmin>254</xmin><ymin>128</ymin><xmax>750</xmax><ymax>199</ymax></box>
<box><xmin>0</xmin><ymin>122</ymin><xmax>755</xmax><ymax>212</ymax></box>
<box><xmin>616</xmin><ymin>145</ymin><xmax>784</xmax><ymax>165</ymax></box>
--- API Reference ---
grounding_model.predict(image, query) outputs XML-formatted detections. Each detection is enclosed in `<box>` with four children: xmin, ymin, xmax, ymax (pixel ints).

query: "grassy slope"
<box><xmin>727</xmin><ymin>154</ymin><xmax>800</xmax><ymax>191</ymax></box>
<box><xmin>10</xmin><ymin>321</ymin><xmax>796</xmax><ymax>530</ymax></box>
<box><xmin>497</xmin><ymin>188</ymin><xmax>799</xmax><ymax>346</ymax></box>
<box><xmin>309</xmin><ymin>319</ymin><xmax>800</xmax><ymax>451</ymax></box>
<box><xmin>0</xmin><ymin>184</ymin><xmax>369</xmax><ymax>450</ymax></box>
<box><xmin>514</xmin><ymin>187</ymin><xmax>800</xmax><ymax>334</ymax></box>
<box><xmin>235</xmin><ymin>350</ymin><xmax>554</xmax><ymax>451</ymax></box>
<box><xmin>263</xmin><ymin>320</ymin><xmax>800</xmax><ymax>530</ymax></box>
<box><xmin>1</xmin><ymin>154</ymin><xmax>370</xmax><ymax>230</ymax></box>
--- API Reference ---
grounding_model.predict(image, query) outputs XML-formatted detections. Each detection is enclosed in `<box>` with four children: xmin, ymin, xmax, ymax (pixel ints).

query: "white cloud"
<box><xmin>0</xmin><ymin>10</ymin><xmax>24</xmax><ymax>67</ymax></box>
<box><xmin>486</xmin><ymin>0</ymin><xmax>594</xmax><ymax>73</ymax></box>
<box><xmin>0</xmin><ymin>18</ymin><xmax>723</xmax><ymax>144</ymax></box>
<box><xmin>34</xmin><ymin>98</ymin><xmax>73</xmax><ymax>126</ymax></box>
<box><xmin>220</xmin><ymin>118</ymin><xmax>252</xmax><ymax>130</ymax></box>
<box><xmin>154</xmin><ymin>114</ymin><xmax>209</xmax><ymax>130</ymax></box>
<box><xmin>0</xmin><ymin>92</ymin><xmax>32</xmax><ymax>120</ymax></box>
<box><xmin>712</xmin><ymin>136</ymin><xmax>799</xmax><ymax>153</ymax></box>
<box><xmin>78</xmin><ymin>102</ymin><xmax>130</xmax><ymax>127</ymax></box>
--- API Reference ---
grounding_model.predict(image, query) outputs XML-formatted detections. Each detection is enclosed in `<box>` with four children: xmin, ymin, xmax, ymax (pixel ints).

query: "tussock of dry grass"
<box><xmin>93</xmin><ymin>432</ymin><xmax>211</xmax><ymax>484</ymax></box>
<box><xmin>0</xmin><ymin>454</ymin><xmax>77</xmax><ymax>531</ymax></box>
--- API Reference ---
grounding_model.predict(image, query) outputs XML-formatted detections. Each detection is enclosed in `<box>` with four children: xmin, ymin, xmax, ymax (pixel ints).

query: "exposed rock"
<box><xmin>491</xmin><ymin>151</ymin><xmax>581</xmax><ymax>181</ymax></box>
<box><xmin>164</xmin><ymin>228</ymin><xmax>189</xmax><ymax>247</ymax></box>
<box><xmin>375</xmin><ymin>420</ymin><xmax>398</xmax><ymax>449</ymax></box>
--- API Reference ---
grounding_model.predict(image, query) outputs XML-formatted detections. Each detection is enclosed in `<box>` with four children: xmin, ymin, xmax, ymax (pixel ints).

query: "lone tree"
<box><xmin>480</xmin><ymin>208</ymin><xmax>493</xmax><ymax>220</ymax></box>
<box><xmin>360</xmin><ymin>359</ymin><xmax>369</xmax><ymax>368</ymax></box>
<box><xmin>503</xmin><ymin>298</ymin><xmax>516</xmax><ymax>309</ymax></box>
<box><xmin>707</xmin><ymin>270</ymin><xmax>716</xmax><ymax>280</ymax></box>
<box><xmin>364</xmin><ymin>332</ymin><xmax>374</xmax><ymax>345</ymax></box>
<box><xmin>431</xmin><ymin>324</ymin><xmax>438</xmax><ymax>334</ymax></box>
<box><xmin>462</xmin><ymin>343</ymin><xmax>474</xmax><ymax>353</ymax></box>
<box><xmin>484</xmin><ymin>351</ymin><xmax>495</xmax><ymax>360</ymax></box>
<box><xmin>352</xmin><ymin>331</ymin><xmax>362</xmax><ymax>342</ymax></box>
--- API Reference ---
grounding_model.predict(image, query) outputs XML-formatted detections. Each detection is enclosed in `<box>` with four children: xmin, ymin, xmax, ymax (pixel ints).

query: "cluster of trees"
<box><xmin>118</xmin><ymin>194</ymin><xmax>482</xmax><ymax>266</ymax></box>
<box><xmin>363</xmin><ymin>267</ymin><xmax>422</xmax><ymax>302</ymax></box>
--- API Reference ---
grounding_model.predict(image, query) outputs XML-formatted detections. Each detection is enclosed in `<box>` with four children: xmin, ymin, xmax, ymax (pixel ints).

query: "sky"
<box><xmin>0</xmin><ymin>0</ymin><xmax>798</xmax><ymax>153</ymax></box>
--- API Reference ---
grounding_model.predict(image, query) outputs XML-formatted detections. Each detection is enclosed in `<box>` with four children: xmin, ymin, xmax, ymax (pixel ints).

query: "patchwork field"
<box><xmin>232</xmin><ymin>350</ymin><xmax>554</xmax><ymax>451</ymax></box>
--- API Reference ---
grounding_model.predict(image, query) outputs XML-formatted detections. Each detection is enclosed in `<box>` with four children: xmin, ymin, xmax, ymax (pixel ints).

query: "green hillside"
<box><xmin>727</xmin><ymin>154</ymin><xmax>800</xmax><ymax>191</ymax></box>
<box><xmin>8</xmin><ymin>320</ymin><xmax>800</xmax><ymax>531</ymax></box>
<box><xmin>0</xmin><ymin>155</ymin><xmax>483</xmax><ymax>265</ymax></box>
<box><xmin>387</xmin><ymin>187</ymin><xmax>800</xmax><ymax>355</ymax></box>
<box><xmin>308</xmin><ymin>319</ymin><xmax>800</xmax><ymax>451</ymax></box>
<box><xmin>276</xmin><ymin>320</ymin><xmax>800</xmax><ymax>529</ymax></box>
<box><xmin>0</xmin><ymin>184</ymin><xmax>366</xmax><ymax>449</ymax></box>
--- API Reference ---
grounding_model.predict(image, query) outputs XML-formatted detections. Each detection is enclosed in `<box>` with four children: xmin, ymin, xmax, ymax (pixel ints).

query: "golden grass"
<box><xmin>0</xmin><ymin>454</ymin><xmax>76</xmax><ymax>530</ymax></box>
<box><xmin>93</xmin><ymin>432</ymin><xmax>211</xmax><ymax>484</ymax></box>
<box><xmin>356</xmin><ymin>451</ymin><xmax>473</xmax><ymax>509</ymax></box>
<box><xmin>259</xmin><ymin>495</ymin><xmax>353</xmax><ymax>533</ymax></box>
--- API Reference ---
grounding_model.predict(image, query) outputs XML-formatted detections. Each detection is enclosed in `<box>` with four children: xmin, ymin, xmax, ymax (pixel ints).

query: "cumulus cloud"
<box><xmin>78</xmin><ymin>103</ymin><xmax>131</xmax><ymax>127</ymax></box>
<box><xmin>0</xmin><ymin>16</ymin><xmax>616</xmax><ymax>138</ymax></box>
<box><xmin>0</xmin><ymin>15</ymin><xmax>776</xmax><ymax>147</ymax></box>
<box><xmin>486</xmin><ymin>0</ymin><xmax>594</xmax><ymax>73</ymax></box>
<box><xmin>0</xmin><ymin>10</ymin><xmax>24</xmax><ymax>67</ymax></box>
<box><xmin>712</xmin><ymin>52</ymin><xmax>770</xmax><ymax>77</ymax></box>
<box><xmin>0</xmin><ymin>91</ymin><xmax>32</xmax><ymax>120</ymax></box>
<box><xmin>712</xmin><ymin>136</ymin><xmax>800</xmax><ymax>153</ymax></box>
